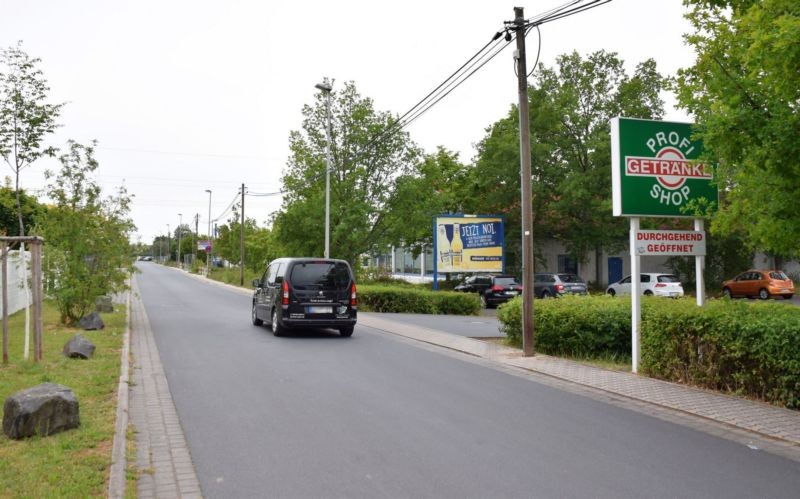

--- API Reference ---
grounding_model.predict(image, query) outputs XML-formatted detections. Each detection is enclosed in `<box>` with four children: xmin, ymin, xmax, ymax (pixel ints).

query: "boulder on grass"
<box><xmin>95</xmin><ymin>295</ymin><xmax>114</xmax><ymax>313</ymax></box>
<box><xmin>79</xmin><ymin>311</ymin><xmax>104</xmax><ymax>330</ymax></box>
<box><xmin>2</xmin><ymin>383</ymin><xmax>80</xmax><ymax>439</ymax></box>
<box><xmin>62</xmin><ymin>334</ymin><xmax>96</xmax><ymax>359</ymax></box>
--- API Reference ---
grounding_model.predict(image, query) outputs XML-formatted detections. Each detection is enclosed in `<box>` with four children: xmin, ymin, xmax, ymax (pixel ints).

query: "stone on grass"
<box><xmin>63</xmin><ymin>334</ymin><xmax>96</xmax><ymax>359</ymax></box>
<box><xmin>2</xmin><ymin>383</ymin><xmax>80</xmax><ymax>439</ymax></box>
<box><xmin>95</xmin><ymin>295</ymin><xmax>114</xmax><ymax>313</ymax></box>
<box><xmin>79</xmin><ymin>311</ymin><xmax>105</xmax><ymax>330</ymax></box>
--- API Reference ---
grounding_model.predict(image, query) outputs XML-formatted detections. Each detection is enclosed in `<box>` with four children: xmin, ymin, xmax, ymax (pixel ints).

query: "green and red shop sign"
<box><xmin>611</xmin><ymin>117</ymin><xmax>717</xmax><ymax>217</ymax></box>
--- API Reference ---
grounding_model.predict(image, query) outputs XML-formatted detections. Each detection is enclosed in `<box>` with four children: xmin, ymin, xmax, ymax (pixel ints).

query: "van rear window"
<box><xmin>290</xmin><ymin>262</ymin><xmax>351</xmax><ymax>290</ymax></box>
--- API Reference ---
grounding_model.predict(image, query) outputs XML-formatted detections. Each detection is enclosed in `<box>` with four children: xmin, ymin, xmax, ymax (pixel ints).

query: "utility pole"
<box><xmin>177</xmin><ymin>213</ymin><xmax>183</xmax><ymax>269</ymax></box>
<box><xmin>240</xmin><ymin>183</ymin><xmax>245</xmax><ymax>286</ymax></box>
<box><xmin>514</xmin><ymin>6</ymin><xmax>535</xmax><ymax>356</ymax></box>
<box><xmin>194</xmin><ymin>213</ymin><xmax>199</xmax><ymax>269</ymax></box>
<box><xmin>167</xmin><ymin>224</ymin><xmax>171</xmax><ymax>264</ymax></box>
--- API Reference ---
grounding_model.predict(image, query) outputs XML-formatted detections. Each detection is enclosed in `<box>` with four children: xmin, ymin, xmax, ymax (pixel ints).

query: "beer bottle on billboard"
<box><xmin>451</xmin><ymin>223</ymin><xmax>463</xmax><ymax>266</ymax></box>
<box><xmin>437</xmin><ymin>225</ymin><xmax>451</xmax><ymax>266</ymax></box>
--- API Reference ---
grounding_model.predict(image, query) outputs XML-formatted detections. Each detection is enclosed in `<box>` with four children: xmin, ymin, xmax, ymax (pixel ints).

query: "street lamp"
<box><xmin>205</xmin><ymin>189</ymin><xmax>212</xmax><ymax>276</ymax></box>
<box><xmin>315</xmin><ymin>80</ymin><xmax>333</xmax><ymax>258</ymax></box>
<box><xmin>177</xmin><ymin>213</ymin><xmax>183</xmax><ymax>269</ymax></box>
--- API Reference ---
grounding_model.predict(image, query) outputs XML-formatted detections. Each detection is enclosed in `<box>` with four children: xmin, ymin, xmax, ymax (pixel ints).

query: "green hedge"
<box><xmin>359</xmin><ymin>285</ymin><xmax>481</xmax><ymax>315</ymax></box>
<box><xmin>640</xmin><ymin>299</ymin><xmax>800</xmax><ymax>409</ymax></box>
<box><xmin>496</xmin><ymin>295</ymin><xmax>800</xmax><ymax>408</ymax></box>
<box><xmin>496</xmin><ymin>295</ymin><xmax>630</xmax><ymax>356</ymax></box>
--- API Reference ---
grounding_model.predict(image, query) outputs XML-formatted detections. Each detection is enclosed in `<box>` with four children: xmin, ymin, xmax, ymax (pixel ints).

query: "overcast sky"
<box><xmin>1</xmin><ymin>0</ymin><xmax>695</xmax><ymax>245</ymax></box>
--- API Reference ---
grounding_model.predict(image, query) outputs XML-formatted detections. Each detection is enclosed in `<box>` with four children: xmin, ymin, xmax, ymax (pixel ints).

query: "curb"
<box><xmin>108</xmin><ymin>285</ymin><xmax>132</xmax><ymax>498</ymax></box>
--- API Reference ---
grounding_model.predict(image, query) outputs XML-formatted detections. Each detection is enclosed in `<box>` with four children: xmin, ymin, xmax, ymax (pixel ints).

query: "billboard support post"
<box><xmin>630</xmin><ymin>217</ymin><xmax>641</xmax><ymax>374</ymax></box>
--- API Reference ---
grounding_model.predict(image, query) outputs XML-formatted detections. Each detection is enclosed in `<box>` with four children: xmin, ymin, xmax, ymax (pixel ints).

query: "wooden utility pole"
<box><xmin>514</xmin><ymin>7</ymin><xmax>535</xmax><ymax>356</ymax></box>
<box><xmin>240</xmin><ymin>183</ymin><xmax>245</xmax><ymax>286</ymax></box>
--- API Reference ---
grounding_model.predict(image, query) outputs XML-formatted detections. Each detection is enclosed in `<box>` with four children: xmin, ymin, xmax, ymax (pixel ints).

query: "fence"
<box><xmin>0</xmin><ymin>249</ymin><xmax>31</xmax><ymax>315</ymax></box>
<box><xmin>2</xmin><ymin>237</ymin><xmax>44</xmax><ymax>363</ymax></box>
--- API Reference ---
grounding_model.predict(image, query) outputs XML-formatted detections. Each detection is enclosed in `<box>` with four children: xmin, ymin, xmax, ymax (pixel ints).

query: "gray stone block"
<box><xmin>95</xmin><ymin>295</ymin><xmax>114</xmax><ymax>313</ymax></box>
<box><xmin>2</xmin><ymin>383</ymin><xmax>80</xmax><ymax>439</ymax></box>
<box><xmin>62</xmin><ymin>334</ymin><xmax>96</xmax><ymax>359</ymax></box>
<box><xmin>79</xmin><ymin>311</ymin><xmax>105</xmax><ymax>330</ymax></box>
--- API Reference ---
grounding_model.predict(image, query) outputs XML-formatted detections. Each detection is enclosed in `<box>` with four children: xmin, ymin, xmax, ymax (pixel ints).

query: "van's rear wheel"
<box><xmin>758</xmin><ymin>288</ymin><xmax>770</xmax><ymax>300</ymax></box>
<box><xmin>339</xmin><ymin>326</ymin><xmax>354</xmax><ymax>337</ymax></box>
<box><xmin>251</xmin><ymin>303</ymin><xmax>263</xmax><ymax>326</ymax></box>
<box><xmin>271</xmin><ymin>309</ymin><xmax>286</xmax><ymax>336</ymax></box>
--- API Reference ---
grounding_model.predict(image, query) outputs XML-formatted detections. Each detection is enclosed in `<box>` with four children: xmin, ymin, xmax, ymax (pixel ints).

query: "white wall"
<box><xmin>0</xmin><ymin>250</ymin><xmax>32</xmax><ymax>316</ymax></box>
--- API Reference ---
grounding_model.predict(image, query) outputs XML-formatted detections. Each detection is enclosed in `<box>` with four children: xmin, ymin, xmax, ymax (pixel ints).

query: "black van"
<box><xmin>251</xmin><ymin>258</ymin><xmax>357</xmax><ymax>337</ymax></box>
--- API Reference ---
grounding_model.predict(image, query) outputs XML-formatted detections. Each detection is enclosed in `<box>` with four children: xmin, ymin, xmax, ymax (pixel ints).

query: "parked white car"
<box><xmin>606</xmin><ymin>273</ymin><xmax>684</xmax><ymax>297</ymax></box>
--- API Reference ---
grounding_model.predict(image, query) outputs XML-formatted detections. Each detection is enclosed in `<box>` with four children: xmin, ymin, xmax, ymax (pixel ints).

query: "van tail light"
<box><xmin>556</xmin><ymin>284</ymin><xmax>565</xmax><ymax>292</ymax></box>
<box><xmin>490</xmin><ymin>285</ymin><xmax>504</xmax><ymax>292</ymax></box>
<box><xmin>282</xmin><ymin>280</ymin><xmax>290</xmax><ymax>305</ymax></box>
<box><xmin>655</xmin><ymin>283</ymin><xmax>667</xmax><ymax>288</ymax></box>
<box><xmin>350</xmin><ymin>283</ymin><xmax>357</xmax><ymax>307</ymax></box>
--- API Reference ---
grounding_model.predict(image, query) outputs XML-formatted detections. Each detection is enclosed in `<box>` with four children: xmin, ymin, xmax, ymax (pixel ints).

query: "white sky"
<box><xmin>1</xmin><ymin>0</ymin><xmax>695</xmax><ymax>245</ymax></box>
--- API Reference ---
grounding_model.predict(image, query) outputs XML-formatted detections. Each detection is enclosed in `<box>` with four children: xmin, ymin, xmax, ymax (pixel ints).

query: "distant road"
<box><xmin>134</xmin><ymin>263</ymin><xmax>800</xmax><ymax>499</ymax></box>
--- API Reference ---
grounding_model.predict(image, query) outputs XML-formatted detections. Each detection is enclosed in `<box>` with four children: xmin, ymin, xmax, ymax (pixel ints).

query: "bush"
<box><xmin>359</xmin><ymin>284</ymin><xmax>480</xmax><ymax>315</ymax></box>
<box><xmin>496</xmin><ymin>295</ymin><xmax>800</xmax><ymax>408</ymax></box>
<box><xmin>497</xmin><ymin>295</ymin><xmax>630</xmax><ymax>356</ymax></box>
<box><xmin>641</xmin><ymin>298</ymin><xmax>800</xmax><ymax>409</ymax></box>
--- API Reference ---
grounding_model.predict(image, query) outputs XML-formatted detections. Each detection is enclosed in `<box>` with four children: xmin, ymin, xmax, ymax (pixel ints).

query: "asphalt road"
<box><xmin>135</xmin><ymin>263</ymin><xmax>800</xmax><ymax>499</ymax></box>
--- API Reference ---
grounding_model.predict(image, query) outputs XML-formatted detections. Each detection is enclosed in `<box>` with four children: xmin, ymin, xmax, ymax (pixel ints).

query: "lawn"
<box><xmin>0</xmin><ymin>300</ymin><xmax>126</xmax><ymax>498</ymax></box>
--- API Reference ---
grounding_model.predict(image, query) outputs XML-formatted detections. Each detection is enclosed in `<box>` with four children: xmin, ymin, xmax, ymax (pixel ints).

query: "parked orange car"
<box><xmin>722</xmin><ymin>270</ymin><xmax>795</xmax><ymax>300</ymax></box>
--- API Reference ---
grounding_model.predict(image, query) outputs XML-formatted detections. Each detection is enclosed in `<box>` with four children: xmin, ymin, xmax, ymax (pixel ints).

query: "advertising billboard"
<box><xmin>611</xmin><ymin>117</ymin><xmax>717</xmax><ymax>217</ymax></box>
<box><xmin>434</xmin><ymin>215</ymin><xmax>504</xmax><ymax>273</ymax></box>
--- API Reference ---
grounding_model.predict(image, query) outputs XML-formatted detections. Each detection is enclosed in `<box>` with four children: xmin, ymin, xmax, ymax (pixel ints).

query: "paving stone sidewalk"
<box><xmin>128</xmin><ymin>276</ymin><xmax>203</xmax><ymax>498</ymax></box>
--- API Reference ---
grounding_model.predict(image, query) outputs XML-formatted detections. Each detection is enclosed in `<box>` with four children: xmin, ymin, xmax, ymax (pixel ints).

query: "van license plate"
<box><xmin>307</xmin><ymin>306</ymin><xmax>332</xmax><ymax>314</ymax></box>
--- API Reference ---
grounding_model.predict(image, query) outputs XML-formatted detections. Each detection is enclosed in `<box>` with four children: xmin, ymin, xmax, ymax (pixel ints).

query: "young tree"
<box><xmin>36</xmin><ymin>140</ymin><xmax>135</xmax><ymax>325</ymax></box>
<box><xmin>0</xmin><ymin>42</ymin><xmax>63</xmax><ymax>237</ymax></box>
<box><xmin>272</xmin><ymin>81</ymin><xmax>421</xmax><ymax>265</ymax></box>
<box><xmin>675</xmin><ymin>0</ymin><xmax>800</xmax><ymax>257</ymax></box>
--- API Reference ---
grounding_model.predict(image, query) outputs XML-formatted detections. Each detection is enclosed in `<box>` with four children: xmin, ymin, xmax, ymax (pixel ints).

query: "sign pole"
<box><xmin>694</xmin><ymin>218</ymin><xmax>705</xmax><ymax>306</ymax></box>
<box><xmin>630</xmin><ymin>217</ymin><xmax>641</xmax><ymax>374</ymax></box>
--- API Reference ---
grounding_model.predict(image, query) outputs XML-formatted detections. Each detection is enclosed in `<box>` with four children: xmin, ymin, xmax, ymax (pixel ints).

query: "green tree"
<box><xmin>675</xmin><ymin>0</ymin><xmax>800</xmax><ymax>256</ymax></box>
<box><xmin>273</xmin><ymin>81</ymin><xmax>420</xmax><ymax>265</ymax></box>
<box><xmin>381</xmin><ymin>147</ymin><xmax>468</xmax><ymax>254</ymax></box>
<box><xmin>217</xmin><ymin>204</ymin><xmax>282</xmax><ymax>273</ymax></box>
<box><xmin>0</xmin><ymin>42</ymin><xmax>63</xmax><ymax>237</ymax></box>
<box><xmin>36</xmin><ymin>140</ymin><xmax>135</xmax><ymax>325</ymax></box>
<box><xmin>0</xmin><ymin>177</ymin><xmax>42</xmax><ymax>236</ymax></box>
<box><xmin>468</xmin><ymin>51</ymin><xmax>666</xmax><ymax>279</ymax></box>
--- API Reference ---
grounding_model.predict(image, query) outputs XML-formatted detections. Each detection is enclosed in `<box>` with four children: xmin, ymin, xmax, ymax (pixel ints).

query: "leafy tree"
<box><xmin>675</xmin><ymin>0</ymin><xmax>800</xmax><ymax>256</ymax></box>
<box><xmin>381</xmin><ymin>147</ymin><xmax>468</xmax><ymax>255</ymax></box>
<box><xmin>273</xmin><ymin>81</ymin><xmax>420</xmax><ymax>265</ymax></box>
<box><xmin>0</xmin><ymin>42</ymin><xmax>63</xmax><ymax>237</ymax></box>
<box><xmin>468</xmin><ymin>51</ymin><xmax>666</xmax><ymax>279</ymax></box>
<box><xmin>216</xmin><ymin>205</ymin><xmax>281</xmax><ymax>273</ymax></box>
<box><xmin>0</xmin><ymin>177</ymin><xmax>42</xmax><ymax>236</ymax></box>
<box><xmin>35</xmin><ymin>140</ymin><xmax>135</xmax><ymax>325</ymax></box>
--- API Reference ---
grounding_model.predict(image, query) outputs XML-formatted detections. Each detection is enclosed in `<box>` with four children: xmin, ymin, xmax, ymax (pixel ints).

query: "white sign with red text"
<box><xmin>634</xmin><ymin>230</ymin><xmax>706</xmax><ymax>256</ymax></box>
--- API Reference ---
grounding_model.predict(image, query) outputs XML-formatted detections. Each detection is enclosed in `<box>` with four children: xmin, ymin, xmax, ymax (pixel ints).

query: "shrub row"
<box><xmin>640</xmin><ymin>299</ymin><xmax>800</xmax><ymax>409</ymax></box>
<box><xmin>496</xmin><ymin>295</ymin><xmax>630</xmax><ymax>356</ymax></box>
<box><xmin>496</xmin><ymin>295</ymin><xmax>800</xmax><ymax>409</ymax></box>
<box><xmin>358</xmin><ymin>285</ymin><xmax>481</xmax><ymax>315</ymax></box>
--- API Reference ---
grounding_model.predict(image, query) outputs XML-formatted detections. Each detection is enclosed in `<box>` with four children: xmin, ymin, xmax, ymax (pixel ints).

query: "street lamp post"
<box><xmin>315</xmin><ymin>81</ymin><xmax>333</xmax><ymax>258</ymax></box>
<box><xmin>177</xmin><ymin>213</ymin><xmax>183</xmax><ymax>269</ymax></box>
<box><xmin>205</xmin><ymin>189</ymin><xmax>212</xmax><ymax>276</ymax></box>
